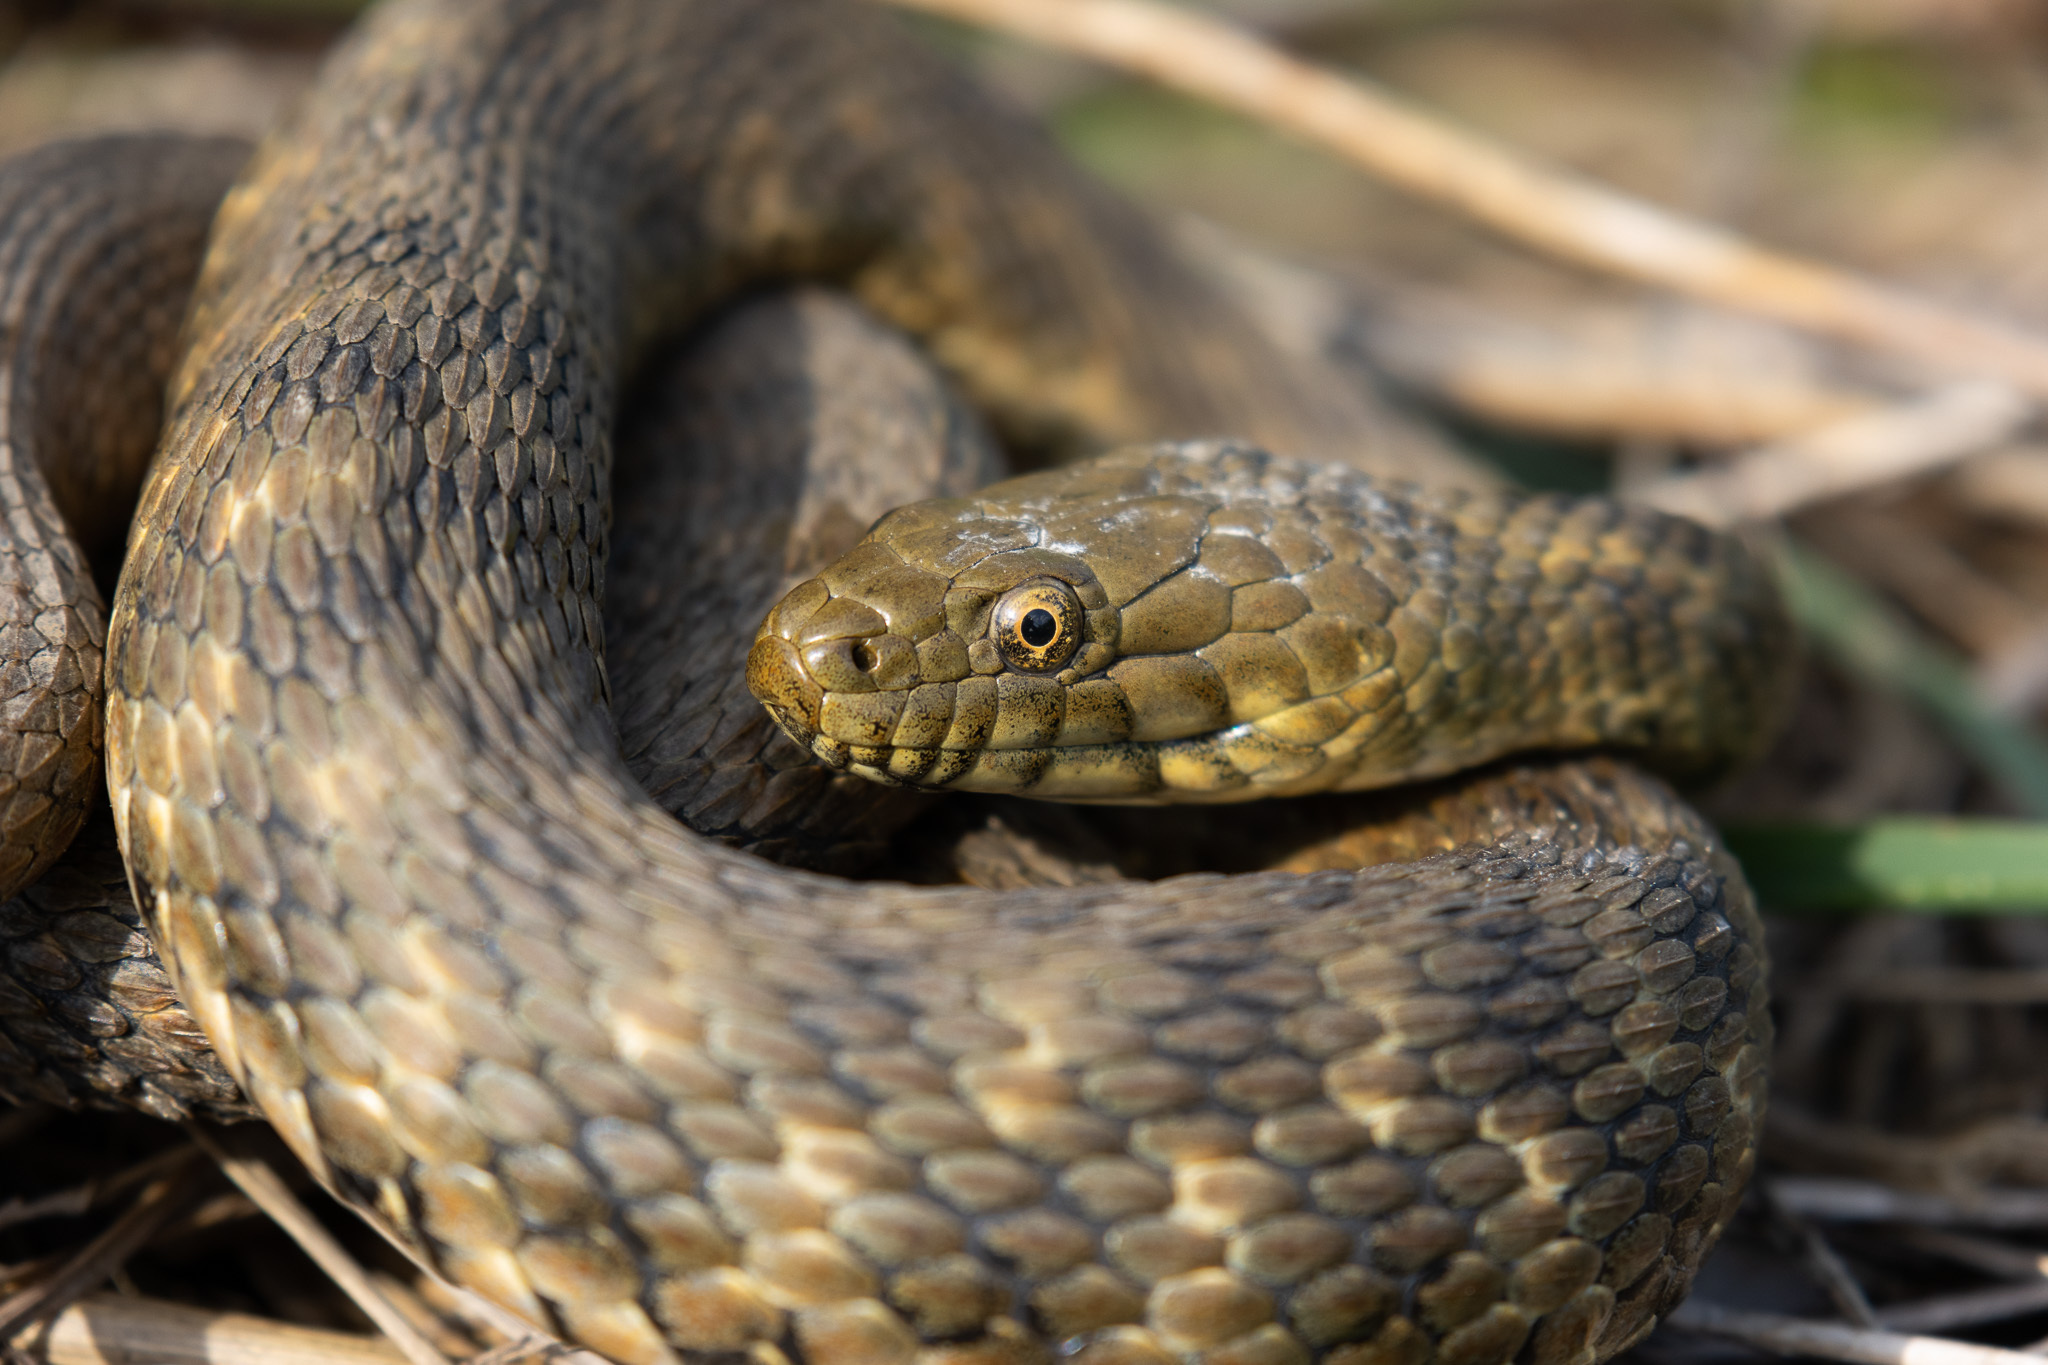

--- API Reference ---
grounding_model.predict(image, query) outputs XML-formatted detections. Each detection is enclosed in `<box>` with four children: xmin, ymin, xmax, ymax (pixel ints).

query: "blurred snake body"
<box><xmin>0</xmin><ymin>0</ymin><xmax>1793</xmax><ymax>1362</ymax></box>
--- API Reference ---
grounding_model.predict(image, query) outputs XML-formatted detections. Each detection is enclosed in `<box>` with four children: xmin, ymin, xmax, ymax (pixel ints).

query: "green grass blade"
<box><xmin>1775</xmin><ymin>542</ymin><xmax>2048</xmax><ymax>817</ymax></box>
<box><xmin>1725</xmin><ymin>818</ymin><xmax>2048</xmax><ymax>911</ymax></box>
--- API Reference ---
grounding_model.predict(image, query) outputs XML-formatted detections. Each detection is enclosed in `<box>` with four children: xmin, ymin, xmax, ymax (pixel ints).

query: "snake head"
<box><xmin>749</xmin><ymin>441</ymin><xmax>1797</xmax><ymax>802</ymax></box>
<box><xmin>748</xmin><ymin>443</ymin><xmax>1377</xmax><ymax>800</ymax></box>
<box><xmin>744</xmin><ymin>485</ymin><xmax>1149</xmax><ymax>796</ymax></box>
<box><xmin>748</xmin><ymin>446</ymin><xmax>1314</xmax><ymax>800</ymax></box>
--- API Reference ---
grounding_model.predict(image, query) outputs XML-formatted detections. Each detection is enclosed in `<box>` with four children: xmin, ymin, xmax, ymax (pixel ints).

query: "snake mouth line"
<box><xmin>744</xmin><ymin>601</ymin><xmax>1490</xmax><ymax>802</ymax></box>
<box><xmin>746</xmin><ymin>628</ymin><xmax>1441</xmax><ymax>802</ymax></box>
<box><xmin>745</xmin><ymin>630</ymin><xmax>1176</xmax><ymax>798</ymax></box>
<box><xmin>758</xmin><ymin>710</ymin><xmax>1474</xmax><ymax>807</ymax></box>
<box><xmin>745</xmin><ymin>631</ymin><xmax>1158</xmax><ymax>796</ymax></box>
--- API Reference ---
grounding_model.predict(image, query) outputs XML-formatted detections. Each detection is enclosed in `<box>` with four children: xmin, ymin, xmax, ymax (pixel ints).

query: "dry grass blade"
<box><xmin>1844</xmin><ymin>971</ymin><xmax>2048</xmax><ymax>1004</ymax></box>
<box><xmin>1772</xmin><ymin>546</ymin><xmax>2048</xmax><ymax>816</ymax></box>
<box><xmin>1767</xmin><ymin>1110</ymin><xmax>2048</xmax><ymax>1201</ymax></box>
<box><xmin>1772</xmin><ymin>1177</ymin><xmax>2048</xmax><ymax>1228</ymax></box>
<box><xmin>188</xmin><ymin>1131</ymin><xmax>452</xmax><ymax>1365</ymax></box>
<box><xmin>1808</xmin><ymin>507</ymin><xmax>2040</xmax><ymax>659</ymax></box>
<box><xmin>0</xmin><ymin>1149</ymin><xmax>202</xmax><ymax>1341</ymax></box>
<box><xmin>20</xmin><ymin>1293</ymin><xmax>407</xmax><ymax>1365</ymax></box>
<box><xmin>1769</xmin><ymin>1194</ymin><xmax>1882</xmax><ymax>1326</ymax></box>
<box><xmin>417</xmin><ymin>1282</ymin><xmax>606</xmax><ymax>1365</ymax></box>
<box><xmin>463</xmin><ymin>1340</ymin><xmax>585</xmax><ymax>1365</ymax></box>
<box><xmin>1949</xmin><ymin>449</ymin><xmax>2048</xmax><ymax>530</ymax></box>
<box><xmin>1671</xmin><ymin>1302</ymin><xmax>2048</xmax><ymax>1365</ymax></box>
<box><xmin>1636</xmin><ymin>382</ymin><xmax>2034</xmax><ymax>526</ymax></box>
<box><xmin>0</xmin><ymin>1188</ymin><xmax>98</xmax><ymax>1238</ymax></box>
<box><xmin>879</xmin><ymin>0</ymin><xmax>2048</xmax><ymax>395</ymax></box>
<box><xmin>1360</xmin><ymin>297</ymin><xmax>1883</xmax><ymax>448</ymax></box>
<box><xmin>0</xmin><ymin>1145</ymin><xmax>212</xmax><ymax>1235</ymax></box>
<box><xmin>1888</xmin><ymin>1227</ymin><xmax>2048</xmax><ymax>1280</ymax></box>
<box><xmin>363</xmin><ymin>1275</ymin><xmax>484</xmax><ymax>1360</ymax></box>
<box><xmin>1878</xmin><ymin>1281</ymin><xmax>2048</xmax><ymax>1334</ymax></box>
<box><xmin>1979</xmin><ymin>624</ymin><xmax>2048</xmax><ymax>717</ymax></box>
<box><xmin>401</xmin><ymin>1285</ymin><xmax>602</xmax><ymax>1365</ymax></box>
<box><xmin>1179</xmin><ymin>221</ymin><xmax>1892</xmax><ymax>447</ymax></box>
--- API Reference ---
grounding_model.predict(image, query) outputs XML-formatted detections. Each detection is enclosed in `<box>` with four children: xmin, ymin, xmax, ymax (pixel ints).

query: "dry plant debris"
<box><xmin>882</xmin><ymin>0</ymin><xmax>2048</xmax><ymax>395</ymax></box>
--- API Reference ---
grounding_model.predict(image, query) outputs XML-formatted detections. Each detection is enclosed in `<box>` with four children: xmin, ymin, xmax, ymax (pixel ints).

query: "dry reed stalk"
<box><xmin>0</xmin><ymin>1152</ymin><xmax>202</xmax><ymax>1341</ymax></box>
<box><xmin>22</xmin><ymin>1292</ymin><xmax>407</xmax><ymax>1365</ymax></box>
<box><xmin>1772</xmin><ymin>1176</ymin><xmax>2048</xmax><ymax>1227</ymax></box>
<box><xmin>189</xmin><ymin>1132</ymin><xmax>451</xmax><ymax>1365</ymax></box>
<box><xmin>1877</xmin><ymin>1281</ymin><xmax>2048</xmax><ymax>1335</ymax></box>
<box><xmin>1846</xmin><ymin>971</ymin><xmax>2048</xmax><ymax>1005</ymax></box>
<box><xmin>1768</xmin><ymin>1196</ymin><xmax>1882</xmax><ymax>1327</ymax></box>
<box><xmin>1179</xmin><ymin>221</ymin><xmax>1892</xmax><ymax>447</ymax></box>
<box><xmin>1673</xmin><ymin>1302</ymin><xmax>2048</xmax><ymax>1365</ymax></box>
<box><xmin>880</xmin><ymin>0</ymin><xmax>2048</xmax><ymax>396</ymax></box>
<box><xmin>1636</xmin><ymin>382</ymin><xmax>2034</xmax><ymax>525</ymax></box>
<box><xmin>1887</xmin><ymin>1227</ymin><xmax>2048</xmax><ymax>1280</ymax></box>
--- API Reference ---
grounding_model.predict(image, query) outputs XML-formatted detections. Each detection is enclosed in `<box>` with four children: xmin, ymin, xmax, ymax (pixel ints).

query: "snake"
<box><xmin>0</xmin><ymin>1</ymin><xmax>1796</xmax><ymax>1362</ymax></box>
<box><xmin>0</xmin><ymin>134</ymin><xmax>250</xmax><ymax>1117</ymax></box>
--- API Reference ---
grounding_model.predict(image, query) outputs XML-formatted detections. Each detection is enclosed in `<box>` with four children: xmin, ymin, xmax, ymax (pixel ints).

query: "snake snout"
<box><xmin>748</xmin><ymin>576</ymin><xmax>931</xmax><ymax>775</ymax></box>
<box><xmin>745</xmin><ymin>634</ymin><xmax>827</xmax><ymax>754</ymax></box>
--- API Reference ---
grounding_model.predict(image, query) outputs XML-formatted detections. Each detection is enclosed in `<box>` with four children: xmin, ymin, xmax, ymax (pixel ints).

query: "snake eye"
<box><xmin>992</xmin><ymin>578</ymin><xmax>1082</xmax><ymax>673</ymax></box>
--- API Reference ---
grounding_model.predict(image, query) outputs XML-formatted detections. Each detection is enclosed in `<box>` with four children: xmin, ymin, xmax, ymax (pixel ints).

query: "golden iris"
<box><xmin>992</xmin><ymin>577</ymin><xmax>1082</xmax><ymax>673</ymax></box>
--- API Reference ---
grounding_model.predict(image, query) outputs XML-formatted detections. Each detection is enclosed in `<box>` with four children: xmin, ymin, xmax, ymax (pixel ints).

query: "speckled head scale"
<box><xmin>748</xmin><ymin>441</ymin><xmax>1793</xmax><ymax>804</ymax></box>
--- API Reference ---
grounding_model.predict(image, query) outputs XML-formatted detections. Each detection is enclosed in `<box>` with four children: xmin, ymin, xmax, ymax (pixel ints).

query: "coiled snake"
<box><xmin>0</xmin><ymin>2</ymin><xmax>1793</xmax><ymax>1363</ymax></box>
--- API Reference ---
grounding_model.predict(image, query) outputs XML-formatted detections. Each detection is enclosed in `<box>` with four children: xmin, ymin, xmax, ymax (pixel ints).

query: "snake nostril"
<box><xmin>852</xmin><ymin>641</ymin><xmax>880</xmax><ymax>672</ymax></box>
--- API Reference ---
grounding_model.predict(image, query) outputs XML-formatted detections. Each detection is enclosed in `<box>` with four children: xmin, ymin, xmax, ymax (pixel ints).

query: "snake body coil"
<box><xmin>0</xmin><ymin>136</ymin><xmax>251</xmax><ymax>1116</ymax></box>
<box><xmin>0</xmin><ymin>136</ymin><xmax>248</xmax><ymax>903</ymax></box>
<box><xmin>34</xmin><ymin>1</ymin><xmax>1796</xmax><ymax>1362</ymax></box>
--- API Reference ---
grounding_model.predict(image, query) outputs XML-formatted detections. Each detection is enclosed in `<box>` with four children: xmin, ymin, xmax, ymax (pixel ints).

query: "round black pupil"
<box><xmin>1020</xmin><ymin>608</ymin><xmax>1059</xmax><ymax>648</ymax></box>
